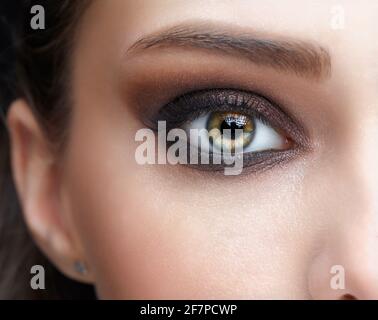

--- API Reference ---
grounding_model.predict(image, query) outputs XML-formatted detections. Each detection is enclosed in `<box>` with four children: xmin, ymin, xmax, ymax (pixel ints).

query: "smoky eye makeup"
<box><xmin>143</xmin><ymin>88</ymin><xmax>310</xmax><ymax>173</ymax></box>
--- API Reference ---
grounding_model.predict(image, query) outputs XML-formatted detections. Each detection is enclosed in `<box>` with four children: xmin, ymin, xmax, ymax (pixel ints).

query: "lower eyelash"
<box><xmin>181</xmin><ymin>148</ymin><xmax>302</xmax><ymax>175</ymax></box>
<box><xmin>148</xmin><ymin>88</ymin><xmax>310</xmax><ymax>173</ymax></box>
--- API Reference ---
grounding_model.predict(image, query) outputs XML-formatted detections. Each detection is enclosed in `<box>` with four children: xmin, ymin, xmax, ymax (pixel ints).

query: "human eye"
<box><xmin>149</xmin><ymin>88</ymin><xmax>309</xmax><ymax>173</ymax></box>
<box><xmin>186</xmin><ymin>110</ymin><xmax>286</xmax><ymax>154</ymax></box>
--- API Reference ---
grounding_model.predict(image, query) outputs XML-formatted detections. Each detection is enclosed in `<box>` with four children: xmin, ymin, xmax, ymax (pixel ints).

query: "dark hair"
<box><xmin>0</xmin><ymin>0</ymin><xmax>96</xmax><ymax>299</ymax></box>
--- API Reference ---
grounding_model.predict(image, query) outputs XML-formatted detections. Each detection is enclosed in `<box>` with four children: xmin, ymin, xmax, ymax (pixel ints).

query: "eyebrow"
<box><xmin>127</xmin><ymin>23</ymin><xmax>332</xmax><ymax>80</ymax></box>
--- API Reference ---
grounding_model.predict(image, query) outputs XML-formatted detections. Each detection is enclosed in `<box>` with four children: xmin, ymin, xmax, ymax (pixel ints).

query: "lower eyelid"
<box><xmin>150</xmin><ymin>88</ymin><xmax>310</xmax><ymax>173</ymax></box>
<box><xmin>183</xmin><ymin>148</ymin><xmax>302</xmax><ymax>175</ymax></box>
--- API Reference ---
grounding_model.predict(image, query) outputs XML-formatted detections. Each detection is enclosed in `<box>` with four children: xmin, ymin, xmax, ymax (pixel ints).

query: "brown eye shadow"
<box><xmin>140</xmin><ymin>88</ymin><xmax>311</xmax><ymax>174</ymax></box>
<box><xmin>150</xmin><ymin>88</ymin><xmax>309</xmax><ymax>150</ymax></box>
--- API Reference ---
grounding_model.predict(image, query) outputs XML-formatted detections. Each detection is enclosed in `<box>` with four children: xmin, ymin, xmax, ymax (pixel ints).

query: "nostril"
<box><xmin>340</xmin><ymin>294</ymin><xmax>357</xmax><ymax>300</ymax></box>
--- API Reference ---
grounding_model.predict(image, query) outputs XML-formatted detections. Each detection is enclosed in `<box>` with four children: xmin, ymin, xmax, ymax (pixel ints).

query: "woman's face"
<box><xmin>10</xmin><ymin>0</ymin><xmax>378</xmax><ymax>299</ymax></box>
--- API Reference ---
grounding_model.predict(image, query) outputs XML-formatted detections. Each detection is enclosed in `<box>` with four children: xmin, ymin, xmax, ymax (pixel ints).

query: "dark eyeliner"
<box><xmin>151</xmin><ymin>89</ymin><xmax>308</xmax><ymax>147</ymax></box>
<box><xmin>147</xmin><ymin>88</ymin><xmax>310</xmax><ymax>172</ymax></box>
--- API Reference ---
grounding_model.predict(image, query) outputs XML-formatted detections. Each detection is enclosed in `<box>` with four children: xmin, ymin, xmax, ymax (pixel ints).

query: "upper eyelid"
<box><xmin>160</xmin><ymin>90</ymin><xmax>267</xmax><ymax>126</ymax></box>
<box><xmin>151</xmin><ymin>88</ymin><xmax>311</xmax><ymax>150</ymax></box>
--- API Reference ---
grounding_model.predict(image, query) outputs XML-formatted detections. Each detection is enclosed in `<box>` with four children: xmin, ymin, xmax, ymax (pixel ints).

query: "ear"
<box><xmin>7</xmin><ymin>99</ymin><xmax>93</xmax><ymax>283</ymax></box>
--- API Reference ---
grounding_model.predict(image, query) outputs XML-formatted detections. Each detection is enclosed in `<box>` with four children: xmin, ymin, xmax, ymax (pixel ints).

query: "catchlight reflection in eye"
<box><xmin>185</xmin><ymin>111</ymin><xmax>289</xmax><ymax>155</ymax></box>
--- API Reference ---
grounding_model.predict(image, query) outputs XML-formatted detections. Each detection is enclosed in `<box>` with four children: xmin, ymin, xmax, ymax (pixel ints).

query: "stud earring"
<box><xmin>74</xmin><ymin>260</ymin><xmax>88</xmax><ymax>275</ymax></box>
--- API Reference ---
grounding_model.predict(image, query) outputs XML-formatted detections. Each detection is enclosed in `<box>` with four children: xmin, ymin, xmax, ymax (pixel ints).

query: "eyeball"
<box><xmin>184</xmin><ymin>111</ymin><xmax>288</xmax><ymax>154</ymax></box>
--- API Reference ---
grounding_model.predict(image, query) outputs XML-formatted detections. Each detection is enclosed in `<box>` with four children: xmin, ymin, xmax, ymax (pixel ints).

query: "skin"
<box><xmin>7</xmin><ymin>0</ymin><xmax>378</xmax><ymax>299</ymax></box>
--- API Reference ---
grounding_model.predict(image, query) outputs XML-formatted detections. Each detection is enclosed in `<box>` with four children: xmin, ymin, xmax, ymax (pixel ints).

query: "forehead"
<box><xmin>80</xmin><ymin>0</ymin><xmax>376</xmax><ymax>39</ymax></box>
<box><xmin>72</xmin><ymin>0</ymin><xmax>378</xmax><ymax>103</ymax></box>
<box><xmin>76</xmin><ymin>0</ymin><xmax>378</xmax><ymax>68</ymax></box>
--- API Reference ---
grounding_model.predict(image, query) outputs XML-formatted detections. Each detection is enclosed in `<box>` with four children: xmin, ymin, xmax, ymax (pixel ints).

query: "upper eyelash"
<box><xmin>143</xmin><ymin>88</ymin><xmax>312</xmax><ymax>174</ymax></box>
<box><xmin>151</xmin><ymin>88</ymin><xmax>309</xmax><ymax>149</ymax></box>
<box><xmin>160</xmin><ymin>90</ymin><xmax>265</xmax><ymax>127</ymax></box>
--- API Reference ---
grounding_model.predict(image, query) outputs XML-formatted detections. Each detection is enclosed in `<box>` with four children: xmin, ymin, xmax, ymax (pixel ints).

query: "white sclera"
<box><xmin>184</xmin><ymin>113</ymin><xmax>286</xmax><ymax>154</ymax></box>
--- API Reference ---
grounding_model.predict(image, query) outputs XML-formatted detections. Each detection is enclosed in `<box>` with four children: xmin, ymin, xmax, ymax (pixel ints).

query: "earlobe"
<box><xmin>6</xmin><ymin>99</ymin><xmax>93</xmax><ymax>283</ymax></box>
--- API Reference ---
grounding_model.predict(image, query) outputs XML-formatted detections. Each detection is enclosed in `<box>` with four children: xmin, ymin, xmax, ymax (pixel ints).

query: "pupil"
<box><xmin>220</xmin><ymin>119</ymin><xmax>244</xmax><ymax>140</ymax></box>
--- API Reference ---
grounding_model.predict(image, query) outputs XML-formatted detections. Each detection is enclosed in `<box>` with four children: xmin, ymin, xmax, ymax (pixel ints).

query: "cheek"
<box><xmin>62</xmin><ymin>142</ymin><xmax>320</xmax><ymax>299</ymax></box>
<box><xmin>62</xmin><ymin>99</ymin><xmax>328</xmax><ymax>299</ymax></box>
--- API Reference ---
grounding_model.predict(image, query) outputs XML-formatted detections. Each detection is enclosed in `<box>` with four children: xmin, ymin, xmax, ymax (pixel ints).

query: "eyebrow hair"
<box><xmin>127</xmin><ymin>23</ymin><xmax>332</xmax><ymax>80</ymax></box>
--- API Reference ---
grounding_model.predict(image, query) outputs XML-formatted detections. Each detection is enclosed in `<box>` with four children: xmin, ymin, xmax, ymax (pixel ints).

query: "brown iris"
<box><xmin>207</xmin><ymin>112</ymin><xmax>255</xmax><ymax>153</ymax></box>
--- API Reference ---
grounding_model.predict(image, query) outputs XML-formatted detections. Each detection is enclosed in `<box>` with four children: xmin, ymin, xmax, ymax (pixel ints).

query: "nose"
<box><xmin>308</xmin><ymin>213</ymin><xmax>378</xmax><ymax>299</ymax></box>
<box><xmin>306</xmin><ymin>94</ymin><xmax>378</xmax><ymax>299</ymax></box>
<box><xmin>307</xmin><ymin>140</ymin><xmax>378</xmax><ymax>299</ymax></box>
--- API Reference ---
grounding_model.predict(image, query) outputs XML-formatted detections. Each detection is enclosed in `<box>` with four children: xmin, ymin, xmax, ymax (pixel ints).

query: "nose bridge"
<box><xmin>352</xmin><ymin>110</ymin><xmax>378</xmax><ymax>215</ymax></box>
<box><xmin>330</xmin><ymin>2</ymin><xmax>378</xmax><ymax>203</ymax></box>
<box><xmin>307</xmin><ymin>99</ymin><xmax>378</xmax><ymax>300</ymax></box>
<box><xmin>328</xmin><ymin>107</ymin><xmax>378</xmax><ymax>220</ymax></box>
<box><xmin>338</xmin><ymin>35</ymin><xmax>378</xmax><ymax>213</ymax></box>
